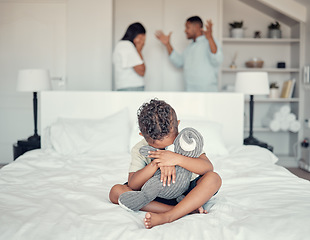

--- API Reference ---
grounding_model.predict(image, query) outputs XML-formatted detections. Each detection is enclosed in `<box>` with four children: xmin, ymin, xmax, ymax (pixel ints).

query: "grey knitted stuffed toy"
<box><xmin>118</xmin><ymin>127</ymin><xmax>204</xmax><ymax>211</ymax></box>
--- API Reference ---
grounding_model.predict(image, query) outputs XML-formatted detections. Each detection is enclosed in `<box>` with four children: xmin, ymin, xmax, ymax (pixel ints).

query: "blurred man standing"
<box><xmin>156</xmin><ymin>16</ymin><xmax>223</xmax><ymax>92</ymax></box>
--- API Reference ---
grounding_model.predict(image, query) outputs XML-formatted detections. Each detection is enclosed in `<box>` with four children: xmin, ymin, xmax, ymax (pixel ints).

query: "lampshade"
<box><xmin>235</xmin><ymin>72</ymin><xmax>269</xmax><ymax>95</ymax></box>
<box><xmin>17</xmin><ymin>69</ymin><xmax>51</xmax><ymax>92</ymax></box>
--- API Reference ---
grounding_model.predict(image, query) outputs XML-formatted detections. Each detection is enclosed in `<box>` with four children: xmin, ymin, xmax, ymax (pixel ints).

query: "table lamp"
<box><xmin>17</xmin><ymin>69</ymin><xmax>51</xmax><ymax>142</ymax></box>
<box><xmin>235</xmin><ymin>72</ymin><xmax>273</xmax><ymax>151</ymax></box>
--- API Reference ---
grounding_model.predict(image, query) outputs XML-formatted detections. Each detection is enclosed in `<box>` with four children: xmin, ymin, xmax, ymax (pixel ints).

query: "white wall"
<box><xmin>0</xmin><ymin>1</ymin><xmax>66</xmax><ymax>163</ymax></box>
<box><xmin>66</xmin><ymin>0</ymin><xmax>113</xmax><ymax>90</ymax></box>
<box><xmin>0</xmin><ymin>0</ymin><xmax>113</xmax><ymax>163</ymax></box>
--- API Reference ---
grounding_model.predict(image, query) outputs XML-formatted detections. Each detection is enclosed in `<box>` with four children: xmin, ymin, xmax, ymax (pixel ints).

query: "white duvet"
<box><xmin>1</xmin><ymin>146</ymin><xmax>310</xmax><ymax>240</ymax></box>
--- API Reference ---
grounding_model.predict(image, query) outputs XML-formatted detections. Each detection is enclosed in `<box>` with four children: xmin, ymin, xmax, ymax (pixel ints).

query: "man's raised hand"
<box><xmin>155</xmin><ymin>30</ymin><xmax>172</xmax><ymax>46</ymax></box>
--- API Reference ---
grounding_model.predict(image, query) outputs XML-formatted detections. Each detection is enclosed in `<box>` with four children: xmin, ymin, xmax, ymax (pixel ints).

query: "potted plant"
<box><xmin>269</xmin><ymin>82</ymin><xmax>279</xmax><ymax>98</ymax></box>
<box><xmin>268</xmin><ymin>21</ymin><xmax>281</xmax><ymax>38</ymax></box>
<box><xmin>229</xmin><ymin>21</ymin><xmax>244</xmax><ymax>38</ymax></box>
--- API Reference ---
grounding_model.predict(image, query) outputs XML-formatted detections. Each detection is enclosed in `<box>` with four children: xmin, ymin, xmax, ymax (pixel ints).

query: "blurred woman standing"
<box><xmin>113</xmin><ymin>22</ymin><xmax>146</xmax><ymax>91</ymax></box>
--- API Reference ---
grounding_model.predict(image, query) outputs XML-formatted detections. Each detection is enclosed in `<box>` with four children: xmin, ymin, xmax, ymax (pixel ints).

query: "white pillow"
<box><xmin>179</xmin><ymin>119</ymin><xmax>228</xmax><ymax>158</ymax></box>
<box><xmin>129</xmin><ymin>118</ymin><xmax>228</xmax><ymax>158</ymax></box>
<box><xmin>49</xmin><ymin>108</ymin><xmax>130</xmax><ymax>155</ymax></box>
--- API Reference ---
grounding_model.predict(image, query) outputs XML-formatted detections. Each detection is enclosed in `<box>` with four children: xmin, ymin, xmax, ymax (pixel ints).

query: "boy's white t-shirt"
<box><xmin>113</xmin><ymin>40</ymin><xmax>144</xmax><ymax>90</ymax></box>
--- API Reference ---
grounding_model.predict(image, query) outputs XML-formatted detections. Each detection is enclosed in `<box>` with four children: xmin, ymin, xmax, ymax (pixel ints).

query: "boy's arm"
<box><xmin>178</xmin><ymin>153</ymin><xmax>214</xmax><ymax>174</ymax></box>
<box><xmin>149</xmin><ymin>150</ymin><xmax>213</xmax><ymax>175</ymax></box>
<box><xmin>127</xmin><ymin>163</ymin><xmax>159</xmax><ymax>191</ymax></box>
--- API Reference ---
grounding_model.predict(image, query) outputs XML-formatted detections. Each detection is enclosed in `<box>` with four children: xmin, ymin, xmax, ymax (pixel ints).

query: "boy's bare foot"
<box><xmin>190</xmin><ymin>206</ymin><xmax>208</xmax><ymax>214</ymax></box>
<box><xmin>198</xmin><ymin>206</ymin><xmax>208</xmax><ymax>214</ymax></box>
<box><xmin>144</xmin><ymin>206</ymin><xmax>207</xmax><ymax>229</ymax></box>
<box><xmin>144</xmin><ymin>212</ymin><xmax>171</xmax><ymax>229</ymax></box>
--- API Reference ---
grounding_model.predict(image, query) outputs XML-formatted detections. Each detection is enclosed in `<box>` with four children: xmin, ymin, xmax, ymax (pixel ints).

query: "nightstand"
<box><xmin>13</xmin><ymin>139</ymin><xmax>40</xmax><ymax>160</ymax></box>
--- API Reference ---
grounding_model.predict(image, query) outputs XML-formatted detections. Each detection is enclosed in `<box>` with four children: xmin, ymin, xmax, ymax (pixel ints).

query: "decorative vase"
<box><xmin>268</xmin><ymin>29</ymin><xmax>281</xmax><ymax>38</ymax></box>
<box><xmin>231</xmin><ymin>28</ymin><xmax>244</xmax><ymax>38</ymax></box>
<box><xmin>269</xmin><ymin>88</ymin><xmax>279</xmax><ymax>98</ymax></box>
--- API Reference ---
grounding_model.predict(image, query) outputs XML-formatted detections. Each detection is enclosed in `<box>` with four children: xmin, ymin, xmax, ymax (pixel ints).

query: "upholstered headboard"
<box><xmin>40</xmin><ymin>91</ymin><xmax>244</xmax><ymax>148</ymax></box>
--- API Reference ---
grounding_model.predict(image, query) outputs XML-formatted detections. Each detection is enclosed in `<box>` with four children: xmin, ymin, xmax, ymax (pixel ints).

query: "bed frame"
<box><xmin>40</xmin><ymin>91</ymin><xmax>244</xmax><ymax>148</ymax></box>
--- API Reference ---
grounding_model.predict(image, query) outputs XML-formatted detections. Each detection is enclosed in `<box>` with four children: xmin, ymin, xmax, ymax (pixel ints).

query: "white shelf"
<box><xmin>244</xmin><ymin>127</ymin><xmax>298</xmax><ymax>133</ymax></box>
<box><xmin>245</xmin><ymin>98</ymin><xmax>299</xmax><ymax>103</ymax></box>
<box><xmin>244</xmin><ymin>127</ymin><xmax>270</xmax><ymax>132</ymax></box>
<box><xmin>221</xmin><ymin>2</ymin><xmax>303</xmax><ymax>169</ymax></box>
<box><xmin>222</xmin><ymin>38</ymin><xmax>300</xmax><ymax>43</ymax></box>
<box><xmin>222</xmin><ymin>68</ymin><xmax>299</xmax><ymax>73</ymax></box>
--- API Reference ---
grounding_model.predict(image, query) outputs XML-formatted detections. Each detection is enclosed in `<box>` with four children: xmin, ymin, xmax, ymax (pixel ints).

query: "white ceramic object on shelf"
<box><xmin>269</xmin><ymin>88</ymin><xmax>280</xmax><ymax>98</ymax></box>
<box><xmin>268</xmin><ymin>29</ymin><xmax>282</xmax><ymax>38</ymax></box>
<box><xmin>231</xmin><ymin>28</ymin><xmax>244</xmax><ymax>38</ymax></box>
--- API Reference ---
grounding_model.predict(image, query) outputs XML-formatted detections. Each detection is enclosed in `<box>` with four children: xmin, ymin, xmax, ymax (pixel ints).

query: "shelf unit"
<box><xmin>221</xmin><ymin>0</ymin><xmax>305</xmax><ymax>165</ymax></box>
<box><xmin>245</xmin><ymin>98</ymin><xmax>299</xmax><ymax>103</ymax></box>
<box><xmin>222</xmin><ymin>68</ymin><xmax>300</xmax><ymax>73</ymax></box>
<box><xmin>244</xmin><ymin>127</ymin><xmax>297</xmax><ymax>133</ymax></box>
<box><xmin>222</xmin><ymin>38</ymin><xmax>300</xmax><ymax>43</ymax></box>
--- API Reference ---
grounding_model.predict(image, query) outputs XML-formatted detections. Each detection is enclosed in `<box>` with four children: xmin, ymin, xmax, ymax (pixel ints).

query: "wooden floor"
<box><xmin>287</xmin><ymin>167</ymin><xmax>310</xmax><ymax>181</ymax></box>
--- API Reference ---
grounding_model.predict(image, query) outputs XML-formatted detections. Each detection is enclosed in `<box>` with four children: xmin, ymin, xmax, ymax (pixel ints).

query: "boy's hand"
<box><xmin>149</xmin><ymin>150</ymin><xmax>179</xmax><ymax>187</ymax></box>
<box><xmin>149</xmin><ymin>150</ymin><xmax>178</xmax><ymax>167</ymax></box>
<box><xmin>159</xmin><ymin>166</ymin><xmax>176</xmax><ymax>187</ymax></box>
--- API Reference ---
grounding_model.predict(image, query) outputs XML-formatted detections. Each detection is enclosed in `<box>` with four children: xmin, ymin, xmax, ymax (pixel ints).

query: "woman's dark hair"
<box><xmin>187</xmin><ymin>16</ymin><xmax>203</xmax><ymax>28</ymax></box>
<box><xmin>137</xmin><ymin>99</ymin><xmax>178</xmax><ymax>143</ymax></box>
<box><xmin>121</xmin><ymin>22</ymin><xmax>146</xmax><ymax>43</ymax></box>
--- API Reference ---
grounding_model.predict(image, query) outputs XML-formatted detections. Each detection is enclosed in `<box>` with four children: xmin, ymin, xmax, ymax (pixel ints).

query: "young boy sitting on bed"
<box><xmin>109</xmin><ymin>98</ymin><xmax>221</xmax><ymax>229</ymax></box>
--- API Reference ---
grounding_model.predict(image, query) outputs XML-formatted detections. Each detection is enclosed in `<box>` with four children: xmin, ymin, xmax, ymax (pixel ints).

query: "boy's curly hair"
<box><xmin>137</xmin><ymin>99</ymin><xmax>178</xmax><ymax>142</ymax></box>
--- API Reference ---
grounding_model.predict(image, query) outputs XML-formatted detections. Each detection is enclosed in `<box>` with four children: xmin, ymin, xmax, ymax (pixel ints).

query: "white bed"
<box><xmin>1</xmin><ymin>91</ymin><xmax>310</xmax><ymax>240</ymax></box>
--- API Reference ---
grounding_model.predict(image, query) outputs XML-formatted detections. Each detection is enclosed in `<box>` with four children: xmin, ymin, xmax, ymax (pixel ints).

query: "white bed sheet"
<box><xmin>1</xmin><ymin>146</ymin><xmax>310</xmax><ymax>240</ymax></box>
